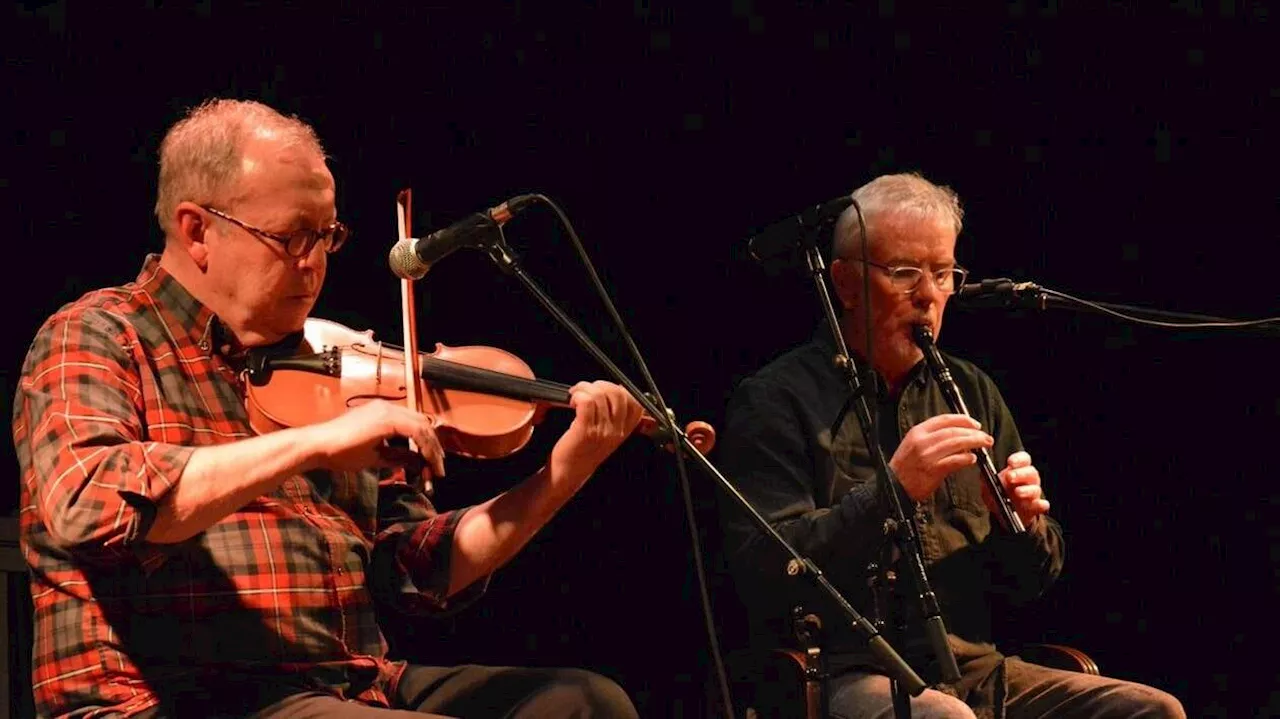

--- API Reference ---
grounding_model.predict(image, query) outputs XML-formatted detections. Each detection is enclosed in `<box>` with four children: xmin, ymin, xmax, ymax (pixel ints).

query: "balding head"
<box><xmin>153</xmin><ymin>98</ymin><xmax>326</xmax><ymax>238</ymax></box>
<box><xmin>832</xmin><ymin>172</ymin><xmax>964</xmax><ymax>261</ymax></box>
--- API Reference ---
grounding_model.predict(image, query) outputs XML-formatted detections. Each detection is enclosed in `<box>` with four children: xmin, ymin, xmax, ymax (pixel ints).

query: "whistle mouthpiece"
<box><xmin>911</xmin><ymin>324</ymin><xmax>935</xmax><ymax>345</ymax></box>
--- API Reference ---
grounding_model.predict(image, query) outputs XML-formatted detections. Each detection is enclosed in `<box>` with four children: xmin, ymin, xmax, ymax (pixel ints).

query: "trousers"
<box><xmin>827</xmin><ymin>657</ymin><xmax>1185</xmax><ymax>719</ymax></box>
<box><xmin>134</xmin><ymin>663</ymin><xmax>639</xmax><ymax>718</ymax></box>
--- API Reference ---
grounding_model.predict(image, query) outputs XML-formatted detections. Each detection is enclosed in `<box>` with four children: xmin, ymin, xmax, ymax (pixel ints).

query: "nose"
<box><xmin>294</xmin><ymin>242</ymin><xmax>327</xmax><ymax>272</ymax></box>
<box><xmin>912</xmin><ymin>272</ymin><xmax>945</xmax><ymax>307</ymax></box>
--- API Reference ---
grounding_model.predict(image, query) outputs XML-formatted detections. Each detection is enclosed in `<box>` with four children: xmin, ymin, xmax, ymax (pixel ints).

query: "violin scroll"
<box><xmin>673</xmin><ymin>419</ymin><xmax>716</xmax><ymax>455</ymax></box>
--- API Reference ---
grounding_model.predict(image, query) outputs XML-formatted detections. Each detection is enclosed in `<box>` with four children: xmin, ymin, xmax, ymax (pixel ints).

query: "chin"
<box><xmin>260</xmin><ymin>311</ymin><xmax>308</xmax><ymax>341</ymax></box>
<box><xmin>893</xmin><ymin>336</ymin><xmax>924</xmax><ymax>363</ymax></box>
<box><xmin>280</xmin><ymin>315</ymin><xmax>309</xmax><ymax>336</ymax></box>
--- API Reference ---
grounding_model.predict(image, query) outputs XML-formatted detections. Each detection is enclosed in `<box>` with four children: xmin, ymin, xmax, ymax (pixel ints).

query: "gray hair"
<box><xmin>832</xmin><ymin>172</ymin><xmax>964</xmax><ymax>260</ymax></box>
<box><xmin>153</xmin><ymin>98</ymin><xmax>326</xmax><ymax>237</ymax></box>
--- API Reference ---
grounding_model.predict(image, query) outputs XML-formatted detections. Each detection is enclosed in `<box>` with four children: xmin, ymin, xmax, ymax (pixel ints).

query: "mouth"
<box><xmin>906</xmin><ymin>320</ymin><xmax>936</xmax><ymax>341</ymax></box>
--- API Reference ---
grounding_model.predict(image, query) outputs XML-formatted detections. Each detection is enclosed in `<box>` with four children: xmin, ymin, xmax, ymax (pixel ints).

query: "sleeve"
<box><xmin>713</xmin><ymin>376</ymin><xmax>888</xmax><ymax>616</ymax></box>
<box><xmin>13</xmin><ymin>308</ymin><xmax>193</xmax><ymax>571</ymax></box>
<box><xmin>369</xmin><ymin>468</ymin><xmax>490</xmax><ymax>617</ymax></box>
<box><xmin>972</xmin><ymin>371</ymin><xmax>1066</xmax><ymax>606</ymax></box>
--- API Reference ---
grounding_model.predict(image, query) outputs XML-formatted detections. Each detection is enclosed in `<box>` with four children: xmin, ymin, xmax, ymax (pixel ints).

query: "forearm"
<box><xmin>147</xmin><ymin>426</ymin><xmax>323</xmax><ymax>543</ymax></box>
<box><xmin>446</xmin><ymin>458</ymin><xmax>589</xmax><ymax>596</ymax></box>
<box><xmin>734</xmin><ymin>480</ymin><xmax>889</xmax><ymax>584</ymax></box>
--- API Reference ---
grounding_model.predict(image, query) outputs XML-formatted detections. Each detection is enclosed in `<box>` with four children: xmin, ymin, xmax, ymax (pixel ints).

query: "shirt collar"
<box><xmin>132</xmin><ymin>253</ymin><xmax>274</xmax><ymax>363</ymax></box>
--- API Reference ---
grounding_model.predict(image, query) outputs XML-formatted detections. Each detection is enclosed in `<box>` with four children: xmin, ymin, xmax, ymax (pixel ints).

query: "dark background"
<box><xmin>4</xmin><ymin>2</ymin><xmax>1278</xmax><ymax>717</ymax></box>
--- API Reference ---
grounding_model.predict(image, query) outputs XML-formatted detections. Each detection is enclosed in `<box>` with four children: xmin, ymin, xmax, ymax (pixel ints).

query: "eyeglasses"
<box><xmin>860</xmin><ymin>260</ymin><xmax>969</xmax><ymax>294</ymax></box>
<box><xmin>201</xmin><ymin>205</ymin><xmax>349</xmax><ymax>257</ymax></box>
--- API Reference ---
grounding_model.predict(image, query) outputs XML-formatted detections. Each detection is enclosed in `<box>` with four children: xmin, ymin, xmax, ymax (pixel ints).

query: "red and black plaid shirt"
<box><xmin>12</xmin><ymin>254</ymin><xmax>488</xmax><ymax>718</ymax></box>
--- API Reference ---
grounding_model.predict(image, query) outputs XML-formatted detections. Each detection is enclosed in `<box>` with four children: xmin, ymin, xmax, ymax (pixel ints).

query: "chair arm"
<box><xmin>720</xmin><ymin>647</ymin><xmax>823</xmax><ymax>719</ymax></box>
<box><xmin>1017</xmin><ymin>642</ymin><xmax>1101</xmax><ymax>675</ymax></box>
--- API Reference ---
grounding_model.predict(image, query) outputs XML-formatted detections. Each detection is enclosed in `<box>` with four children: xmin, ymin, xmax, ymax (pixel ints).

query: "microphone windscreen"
<box><xmin>389</xmin><ymin>237</ymin><xmax>428</xmax><ymax>280</ymax></box>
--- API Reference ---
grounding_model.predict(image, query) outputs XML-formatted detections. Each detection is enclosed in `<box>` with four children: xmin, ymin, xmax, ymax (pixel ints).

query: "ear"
<box><xmin>173</xmin><ymin>202</ymin><xmax>211</xmax><ymax>270</ymax></box>
<box><xmin>829</xmin><ymin>258</ymin><xmax>858</xmax><ymax>310</ymax></box>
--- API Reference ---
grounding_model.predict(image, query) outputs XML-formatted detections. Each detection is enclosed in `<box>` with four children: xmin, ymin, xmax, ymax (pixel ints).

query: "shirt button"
<box><xmin>198</xmin><ymin>340</ymin><xmax>210</xmax><ymax>351</ymax></box>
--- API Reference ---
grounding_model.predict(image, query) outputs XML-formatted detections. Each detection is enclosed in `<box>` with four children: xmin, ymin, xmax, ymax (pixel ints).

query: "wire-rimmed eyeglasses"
<box><xmin>201</xmin><ymin>205</ymin><xmax>349</xmax><ymax>257</ymax></box>
<box><xmin>860</xmin><ymin>260</ymin><xmax>969</xmax><ymax>294</ymax></box>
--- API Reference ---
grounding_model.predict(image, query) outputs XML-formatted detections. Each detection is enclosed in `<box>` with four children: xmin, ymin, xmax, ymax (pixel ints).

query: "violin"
<box><xmin>241</xmin><ymin>317</ymin><xmax>716</xmax><ymax>460</ymax></box>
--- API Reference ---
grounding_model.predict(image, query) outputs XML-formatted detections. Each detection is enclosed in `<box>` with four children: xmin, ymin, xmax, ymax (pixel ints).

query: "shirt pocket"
<box><xmin>943</xmin><ymin>470</ymin><xmax>992</xmax><ymax>543</ymax></box>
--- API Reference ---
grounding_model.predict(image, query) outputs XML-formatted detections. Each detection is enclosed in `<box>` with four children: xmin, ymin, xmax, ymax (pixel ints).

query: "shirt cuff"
<box><xmin>839</xmin><ymin>479</ymin><xmax>885</xmax><ymax>527</ymax></box>
<box><xmin>392</xmin><ymin>506</ymin><xmax>490</xmax><ymax>616</ymax></box>
<box><xmin>93</xmin><ymin>442</ymin><xmax>195</xmax><ymax>573</ymax></box>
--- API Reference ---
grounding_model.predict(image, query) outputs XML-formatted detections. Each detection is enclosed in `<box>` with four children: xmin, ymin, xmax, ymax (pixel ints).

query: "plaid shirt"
<box><xmin>12</xmin><ymin>254</ymin><xmax>487</xmax><ymax>718</ymax></box>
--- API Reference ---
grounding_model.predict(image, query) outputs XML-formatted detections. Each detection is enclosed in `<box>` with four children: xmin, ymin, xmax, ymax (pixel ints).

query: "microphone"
<box><xmin>389</xmin><ymin>194</ymin><xmax>539</xmax><ymax>279</ymax></box>
<box><xmin>954</xmin><ymin>278</ymin><xmax>1044</xmax><ymax>308</ymax></box>
<box><xmin>747</xmin><ymin>194</ymin><xmax>855</xmax><ymax>263</ymax></box>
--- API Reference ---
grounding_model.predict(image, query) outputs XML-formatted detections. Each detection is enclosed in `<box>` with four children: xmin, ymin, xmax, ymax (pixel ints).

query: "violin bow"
<box><xmin>396</xmin><ymin>188</ymin><xmax>430</xmax><ymax>489</ymax></box>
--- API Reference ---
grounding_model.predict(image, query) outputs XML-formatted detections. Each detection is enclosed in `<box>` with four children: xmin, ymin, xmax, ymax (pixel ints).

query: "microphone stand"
<box><xmin>474</xmin><ymin>227</ymin><xmax>929</xmax><ymax>708</ymax></box>
<box><xmin>797</xmin><ymin>208</ymin><xmax>960</xmax><ymax>718</ymax></box>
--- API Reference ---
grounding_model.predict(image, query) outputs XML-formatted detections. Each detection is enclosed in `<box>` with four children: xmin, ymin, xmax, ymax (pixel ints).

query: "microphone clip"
<box><xmin>955</xmin><ymin>278</ymin><xmax>1046</xmax><ymax>310</ymax></box>
<box><xmin>747</xmin><ymin>195</ymin><xmax>854</xmax><ymax>265</ymax></box>
<box><xmin>389</xmin><ymin>194</ymin><xmax>540</xmax><ymax>280</ymax></box>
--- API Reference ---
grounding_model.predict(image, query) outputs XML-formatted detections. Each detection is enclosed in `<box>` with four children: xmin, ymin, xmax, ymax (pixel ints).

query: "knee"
<box><xmin>830</xmin><ymin>672</ymin><xmax>975</xmax><ymax>719</ymax></box>
<box><xmin>1103</xmin><ymin>681</ymin><xmax>1186</xmax><ymax>719</ymax></box>
<box><xmin>830</xmin><ymin>688</ymin><xmax>974</xmax><ymax>719</ymax></box>
<box><xmin>913</xmin><ymin>691</ymin><xmax>977</xmax><ymax>719</ymax></box>
<box><xmin>539</xmin><ymin>668</ymin><xmax>639</xmax><ymax>719</ymax></box>
<box><xmin>1138</xmin><ymin>687</ymin><xmax>1186</xmax><ymax>719</ymax></box>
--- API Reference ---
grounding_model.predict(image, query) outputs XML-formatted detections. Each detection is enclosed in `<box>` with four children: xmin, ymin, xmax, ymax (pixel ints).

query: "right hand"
<box><xmin>889</xmin><ymin>414</ymin><xmax>993</xmax><ymax>502</ymax></box>
<box><xmin>306</xmin><ymin>399</ymin><xmax>446</xmax><ymax>479</ymax></box>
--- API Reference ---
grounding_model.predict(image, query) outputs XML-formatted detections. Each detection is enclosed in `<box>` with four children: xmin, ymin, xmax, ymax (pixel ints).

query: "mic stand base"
<box><xmin>870</xmin><ymin>558</ymin><xmax>915</xmax><ymax>719</ymax></box>
<box><xmin>892</xmin><ymin>679</ymin><xmax>913</xmax><ymax>718</ymax></box>
<box><xmin>480</xmin><ymin>237</ymin><xmax>929</xmax><ymax>698</ymax></box>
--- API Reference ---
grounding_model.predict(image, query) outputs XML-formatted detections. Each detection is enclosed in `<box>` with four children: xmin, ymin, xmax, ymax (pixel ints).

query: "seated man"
<box><xmin>12</xmin><ymin>97</ymin><xmax>642</xmax><ymax>718</ymax></box>
<box><xmin>712</xmin><ymin>172</ymin><xmax>1185</xmax><ymax>718</ymax></box>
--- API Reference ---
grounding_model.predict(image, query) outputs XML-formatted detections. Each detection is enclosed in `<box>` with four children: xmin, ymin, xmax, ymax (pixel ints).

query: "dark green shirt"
<box><xmin>714</xmin><ymin>323</ymin><xmax>1064</xmax><ymax>688</ymax></box>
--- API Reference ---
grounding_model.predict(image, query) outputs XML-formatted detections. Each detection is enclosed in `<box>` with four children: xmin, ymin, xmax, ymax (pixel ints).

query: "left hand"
<box><xmin>985</xmin><ymin>451</ymin><xmax>1051</xmax><ymax>529</ymax></box>
<box><xmin>548</xmin><ymin>380</ymin><xmax>645</xmax><ymax>484</ymax></box>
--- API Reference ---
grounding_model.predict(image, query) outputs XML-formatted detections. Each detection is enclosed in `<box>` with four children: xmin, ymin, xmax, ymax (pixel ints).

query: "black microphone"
<box><xmin>389</xmin><ymin>194</ymin><xmax>539</xmax><ymax>279</ymax></box>
<box><xmin>954</xmin><ymin>278</ymin><xmax>1044</xmax><ymax>307</ymax></box>
<box><xmin>747</xmin><ymin>194</ymin><xmax>855</xmax><ymax>263</ymax></box>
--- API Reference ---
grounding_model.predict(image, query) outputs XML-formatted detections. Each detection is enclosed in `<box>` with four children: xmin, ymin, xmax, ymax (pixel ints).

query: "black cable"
<box><xmin>520</xmin><ymin>193</ymin><xmax>736</xmax><ymax>719</ymax></box>
<box><xmin>854</xmin><ymin>200</ymin><xmax>877</xmax><ymax>494</ymax></box>
<box><xmin>1040</xmin><ymin>288</ymin><xmax>1280</xmax><ymax>329</ymax></box>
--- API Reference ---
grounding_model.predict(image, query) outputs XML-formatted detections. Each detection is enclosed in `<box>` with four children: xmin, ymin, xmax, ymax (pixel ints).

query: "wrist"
<box><xmin>292</xmin><ymin>423</ymin><xmax>331</xmax><ymax>473</ymax></box>
<box><xmin>887</xmin><ymin>459</ymin><xmax>925</xmax><ymax>502</ymax></box>
<box><xmin>547</xmin><ymin>451</ymin><xmax>598</xmax><ymax>490</ymax></box>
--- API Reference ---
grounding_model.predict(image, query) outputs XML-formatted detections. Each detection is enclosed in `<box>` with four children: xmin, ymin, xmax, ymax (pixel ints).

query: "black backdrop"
<box><xmin>4</xmin><ymin>3</ymin><xmax>1278</xmax><ymax>717</ymax></box>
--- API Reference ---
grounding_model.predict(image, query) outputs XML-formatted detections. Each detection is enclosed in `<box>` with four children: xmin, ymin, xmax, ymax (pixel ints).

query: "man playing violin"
<box><xmin>12</xmin><ymin>98</ymin><xmax>643</xmax><ymax>718</ymax></box>
<box><xmin>712</xmin><ymin>172</ymin><xmax>1185</xmax><ymax>718</ymax></box>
